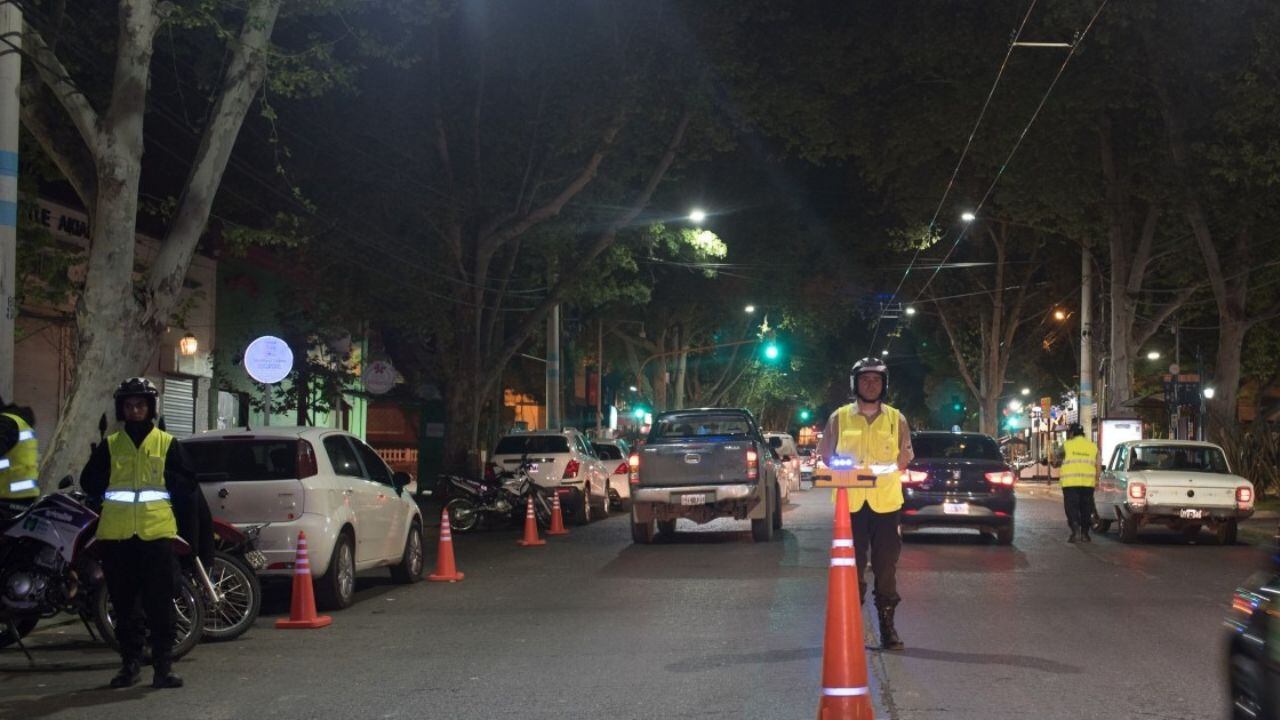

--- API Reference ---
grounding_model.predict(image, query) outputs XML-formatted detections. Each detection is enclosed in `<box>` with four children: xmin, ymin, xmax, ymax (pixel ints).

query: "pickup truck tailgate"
<box><xmin>1145</xmin><ymin>474</ymin><xmax>1238</xmax><ymax>509</ymax></box>
<box><xmin>639</xmin><ymin>441</ymin><xmax>752</xmax><ymax>486</ymax></box>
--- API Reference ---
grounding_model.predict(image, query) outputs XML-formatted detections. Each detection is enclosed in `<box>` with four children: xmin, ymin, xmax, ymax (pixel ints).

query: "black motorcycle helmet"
<box><xmin>114</xmin><ymin>377</ymin><xmax>159</xmax><ymax>421</ymax></box>
<box><xmin>1068</xmin><ymin>422</ymin><xmax>1085</xmax><ymax>438</ymax></box>
<box><xmin>850</xmin><ymin>357</ymin><xmax>889</xmax><ymax>404</ymax></box>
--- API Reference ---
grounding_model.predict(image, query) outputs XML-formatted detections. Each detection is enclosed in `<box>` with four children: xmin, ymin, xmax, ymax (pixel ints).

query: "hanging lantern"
<box><xmin>179</xmin><ymin>333</ymin><xmax>199</xmax><ymax>357</ymax></box>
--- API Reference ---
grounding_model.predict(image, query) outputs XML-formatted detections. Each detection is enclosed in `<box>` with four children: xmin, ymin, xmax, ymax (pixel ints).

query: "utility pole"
<box><xmin>546</xmin><ymin>304</ymin><xmax>560</xmax><ymax>430</ymax></box>
<box><xmin>595</xmin><ymin>319</ymin><xmax>602</xmax><ymax>435</ymax></box>
<box><xmin>0</xmin><ymin>2</ymin><xmax>21</xmax><ymax>402</ymax></box>
<box><xmin>1079</xmin><ymin>241</ymin><xmax>1094</xmax><ymax>439</ymax></box>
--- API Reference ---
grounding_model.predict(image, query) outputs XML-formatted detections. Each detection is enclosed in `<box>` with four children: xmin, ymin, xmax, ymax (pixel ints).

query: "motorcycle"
<box><xmin>443</xmin><ymin>458</ymin><xmax>553</xmax><ymax>533</ymax></box>
<box><xmin>0</xmin><ymin>487</ymin><xmax>205</xmax><ymax>663</ymax></box>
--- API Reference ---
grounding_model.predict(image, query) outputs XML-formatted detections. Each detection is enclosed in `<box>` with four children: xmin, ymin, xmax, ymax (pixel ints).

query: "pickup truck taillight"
<box><xmin>1237</xmin><ymin>486</ymin><xmax>1254</xmax><ymax>504</ymax></box>
<box><xmin>985</xmin><ymin>470</ymin><xmax>1015</xmax><ymax>487</ymax></box>
<box><xmin>747</xmin><ymin>449</ymin><xmax>759</xmax><ymax>481</ymax></box>
<box><xmin>563</xmin><ymin>460</ymin><xmax>580</xmax><ymax>479</ymax></box>
<box><xmin>903</xmin><ymin>469</ymin><xmax>928</xmax><ymax>485</ymax></box>
<box><xmin>628</xmin><ymin>454</ymin><xmax>640</xmax><ymax>485</ymax></box>
<box><xmin>296</xmin><ymin>440</ymin><xmax>318</xmax><ymax>479</ymax></box>
<box><xmin>1128</xmin><ymin>482</ymin><xmax>1147</xmax><ymax>500</ymax></box>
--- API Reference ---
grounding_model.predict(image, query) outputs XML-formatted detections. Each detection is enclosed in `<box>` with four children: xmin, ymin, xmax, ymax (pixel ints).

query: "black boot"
<box><xmin>876</xmin><ymin>606</ymin><xmax>905</xmax><ymax>651</ymax></box>
<box><xmin>1067</xmin><ymin>525</ymin><xmax>1079</xmax><ymax>544</ymax></box>
<box><xmin>1079</xmin><ymin>525</ymin><xmax>1092</xmax><ymax>543</ymax></box>
<box><xmin>109</xmin><ymin>659</ymin><xmax>142</xmax><ymax>689</ymax></box>
<box><xmin>151</xmin><ymin>656</ymin><xmax>183</xmax><ymax>689</ymax></box>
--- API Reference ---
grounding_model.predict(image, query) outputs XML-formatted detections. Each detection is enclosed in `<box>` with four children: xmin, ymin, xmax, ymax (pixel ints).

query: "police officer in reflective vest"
<box><xmin>80</xmin><ymin>378</ymin><xmax>196</xmax><ymax>689</ymax></box>
<box><xmin>1059</xmin><ymin>423</ymin><xmax>1099</xmax><ymax>543</ymax></box>
<box><xmin>817</xmin><ymin>357</ymin><xmax>914</xmax><ymax>650</ymax></box>
<box><xmin>0</xmin><ymin>398</ymin><xmax>40</xmax><ymax>512</ymax></box>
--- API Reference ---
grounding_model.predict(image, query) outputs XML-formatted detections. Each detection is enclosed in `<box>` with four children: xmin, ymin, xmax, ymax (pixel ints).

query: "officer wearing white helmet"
<box><xmin>817</xmin><ymin>357</ymin><xmax>914</xmax><ymax>650</ymax></box>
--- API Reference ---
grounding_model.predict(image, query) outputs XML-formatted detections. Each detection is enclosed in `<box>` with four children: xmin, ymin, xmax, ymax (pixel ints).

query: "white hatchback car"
<box><xmin>764</xmin><ymin>432</ymin><xmax>801</xmax><ymax>495</ymax></box>
<box><xmin>185</xmin><ymin>427</ymin><xmax>426</xmax><ymax>610</ymax></box>
<box><xmin>489</xmin><ymin>429</ymin><xmax>609</xmax><ymax>524</ymax></box>
<box><xmin>592</xmin><ymin>439</ymin><xmax>632</xmax><ymax>511</ymax></box>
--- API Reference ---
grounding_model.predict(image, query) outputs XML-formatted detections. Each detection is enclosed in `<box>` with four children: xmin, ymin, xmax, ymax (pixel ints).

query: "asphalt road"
<box><xmin>0</xmin><ymin>486</ymin><xmax>1265</xmax><ymax>719</ymax></box>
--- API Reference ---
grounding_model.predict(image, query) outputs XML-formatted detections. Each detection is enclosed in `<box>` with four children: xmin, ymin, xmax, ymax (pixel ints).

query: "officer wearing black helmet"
<box><xmin>80</xmin><ymin>377</ymin><xmax>198</xmax><ymax>689</ymax></box>
<box><xmin>817</xmin><ymin>357</ymin><xmax>914</xmax><ymax>650</ymax></box>
<box><xmin>1057</xmin><ymin>422</ymin><xmax>1099</xmax><ymax>543</ymax></box>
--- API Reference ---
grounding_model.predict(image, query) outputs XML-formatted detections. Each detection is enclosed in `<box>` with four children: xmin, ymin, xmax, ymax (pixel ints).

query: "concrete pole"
<box><xmin>0</xmin><ymin>3</ymin><xmax>21</xmax><ymax>402</ymax></box>
<box><xmin>1080</xmin><ymin>241</ymin><xmax>1094</xmax><ymax>439</ymax></box>
<box><xmin>595</xmin><ymin>319</ymin><xmax>602</xmax><ymax>435</ymax></box>
<box><xmin>546</xmin><ymin>304</ymin><xmax>560</xmax><ymax>430</ymax></box>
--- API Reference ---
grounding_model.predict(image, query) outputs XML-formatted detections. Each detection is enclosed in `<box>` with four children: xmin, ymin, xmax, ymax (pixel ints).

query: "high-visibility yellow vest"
<box><xmin>1060</xmin><ymin>436</ymin><xmax>1098</xmax><ymax>489</ymax></box>
<box><xmin>833</xmin><ymin>403</ymin><xmax>904</xmax><ymax>513</ymax></box>
<box><xmin>0</xmin><ymin>413</ymin><xmax>39</xmax><ymax>500</ymax></box>
<box><xmin>96</xmin><ymin>429</ymin><xmax>179</xmax><ymax>541</ymax></box>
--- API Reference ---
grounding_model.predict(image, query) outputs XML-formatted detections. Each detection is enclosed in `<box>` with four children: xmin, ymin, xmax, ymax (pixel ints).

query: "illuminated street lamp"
<box><xmin>961</xmin><ymin>211</ymin><xmax>977</xmax><ymax>223</ymax></box>
<box><xmin>1053</xmin><ymin>309</ymin><xmax>1068</xmax><ymax>321</ymax></box>
<box><xmin>1008</xmin><ymin>399</ymin><xmax>1023</xmax><ymax>412</ymax></box>
<box><xmin>178</xmin><ymin>333</ymin><xmax>199</xmax><ymax>357</ymax></box>
<box><xmin>744</xmin><ymin>304</ymin><xmax>756</xmax><ymax>314</ymax></box>
<box><xmin>1147</xmin><ymin>350</ymin><xmax>1161</xmax><ymax>361</ymax></box>
<box><xmin>1203</xmin><ymin>387</ymin><xmax>1216</xmax><ymax>400</ymax></box>
<box><xmin>904</xmin><ymin>306</ymin><xmax>917</xmax><ymax>316</ymax></box>
<box><xmin>689</xmin><ymin>208</ymin><xmax>707</xmax><ymax>224</ymax></box>
<box><xmin>880</xmin><ymin>349</ymin><xmax>889</xmax><ymax>357</ymax></box>
<box><xmin>1021</xmin><ymin>387</ymin><xmax>1031</xmax><ymax>396</ymax></box>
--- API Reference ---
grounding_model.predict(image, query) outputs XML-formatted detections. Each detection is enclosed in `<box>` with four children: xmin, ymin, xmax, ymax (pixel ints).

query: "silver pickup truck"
<box><xmin>628</xmin><ymin>408</ymin><xmax>783</xmax><ymax>544</ymax></box>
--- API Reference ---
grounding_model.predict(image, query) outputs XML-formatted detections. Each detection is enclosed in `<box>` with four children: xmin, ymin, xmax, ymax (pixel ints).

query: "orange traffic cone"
<box><xmin>516</xmin><ymin>496</ymin><xmax>546</xmax><ymax>547</ymax></box>
<box><xmin>817</xmin><ymin>488</ymin><xmax>875</xmax><ymax>719</ymax></box>
<box><xmin>276</xmin><ymin>531</ymin><xmax>333</xmax><ymax>629</ymax></box>
<box><xmin>428</xmin><ymin>508</ymin><xmax>465</xmax><ymax>582</ymax></box>
<box><xmin>546</xmin><ymin>492</ymin><xmax>569</xmax><ymax>536</ymax></box>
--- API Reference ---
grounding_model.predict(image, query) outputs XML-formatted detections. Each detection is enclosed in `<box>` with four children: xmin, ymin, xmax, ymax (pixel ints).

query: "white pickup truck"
<box><xmin>1094</xmin><ymin>440</ymin><xmax>1255</xmax><ymax>544</ymax></box>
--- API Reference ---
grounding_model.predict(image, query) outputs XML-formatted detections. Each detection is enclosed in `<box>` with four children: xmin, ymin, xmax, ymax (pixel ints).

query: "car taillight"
<box><xmin>628</xmin><ymin>454</ymin><xmax>640</xmax><ymax>485</ymax></box>
<box><xmin>747</xmin><ymin>449</ymin><xmax>759</xmax><ymax>480</ymax></box>
<box><xmin>1128</xmin><ymin>482</ymin><xmax>1146</xmax><ymax>500</ymax></box>
<box><xmin>903</xmin><ymin>469</ymin><xmax>928</xmax><ymax>485</ymax></box>
<box><xmin>1237</xmin><ymin>486</ymin><xmax>1254</xmax><ymax>504</ymax></box>
<box><xmin>563</xmin><ymin>460</ymin><xmax>580</xmax><ymax>479</ymax></box>
<box><xmin>984</xmin><ymin>470</ymin><xmax>1015</xmax><ymax>486</ymax></box>
<box><xmin>296</xmin><ymin>440</ymin><xmax>318</xmax><ymax>479</ymax></box>
<box><xmin>614</xmin><ymin>462</ymin><xmax>629</xmax><ymax>476</ymax></box>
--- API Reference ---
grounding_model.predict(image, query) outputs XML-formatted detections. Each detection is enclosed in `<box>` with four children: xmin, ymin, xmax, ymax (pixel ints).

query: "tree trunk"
<box><xmin>1207</xmin><ymin>317</ymin><xmax>1247</xmax><ymax>441</ymax></box>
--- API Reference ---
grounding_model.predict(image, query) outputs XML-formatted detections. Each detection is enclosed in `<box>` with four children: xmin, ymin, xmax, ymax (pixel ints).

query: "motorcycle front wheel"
<box><xmin>445</xmin><ymin>497</ymin><xmax>482</xmax><ymax>533</ymax></box>
<box><xmin>201</xmin><ymin>552</ymin><xmax>261</xmax><ymax>642</ymax></box>
<box><xmin>93</xmin><ymin>575</ymin><xmax>205</xmax><ymax>660</ymax></box>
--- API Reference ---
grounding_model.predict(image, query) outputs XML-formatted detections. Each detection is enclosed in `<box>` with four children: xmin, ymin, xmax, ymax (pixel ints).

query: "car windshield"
<box><xmin>593</xmin><ymin>443</ymin><xmax>623</xmax><ymax>460</ymax></box>
<box><xmin>1128</xmin><ymin>446</ymin><xmax>1230</xmax><ymax>474</ymax></box>
<box><xmin>912</xmin><ymin>435</ymin><xmax>1003</xmax><ymax>461</ymax></box>
<box><xmin>185</xmin><ymin>439</ymin><xmax>299</xmax><ymax>481</ymax></box>
<box><xmin>651</xmin><ymin>415</ymin><xmax>751</xmax><ymax>440</ymax></box>
<box><xmin>493</xmin><ymin>435</ymin><xmax>570</xmax><ymax>455</ymax></box>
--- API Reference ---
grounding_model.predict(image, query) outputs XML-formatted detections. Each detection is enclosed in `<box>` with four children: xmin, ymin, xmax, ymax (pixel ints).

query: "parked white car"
<box><xmin>1094</xmin><ymin>440</ymin><xmax>1255</xmax><ymax>544</ymax></box>
<box><xmin>764</xmin><ymin>432</ymin><xmax>801</xmax><ymax>496</ymax></box>
<box><xmin>592</xmin><ymin>439</ymin><xmax>632</xmax><ymax>511</ymax></box>
<box><xmin>489</xmin><ymin>429</ymin><xmax>609</xmax><ymax>524</ymax></box>
<box><xmin>185</xmin><ymin>427</ymin><xmax>426</xmax><ymax>610</ymax></box>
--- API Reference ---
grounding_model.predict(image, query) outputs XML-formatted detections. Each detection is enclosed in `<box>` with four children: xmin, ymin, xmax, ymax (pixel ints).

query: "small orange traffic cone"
<box><xmin>546</xmin><ymin>492</ymin><xmax>569</xmax><ymax>536</ymax></box>
<box><xmin>428</xmin><ymin>508</ymin><xmax>465</xmax><ymax>582</ymax></box>
<box><xmin>276</xmin><ymin>531</ymin><xmax>333</xmax><ymax>629</ymax></box>
<box><xmin>817</xmin><ymin>487</ymin><xmax>874</xmax><ymax>719</ymax></box>
<box><xmin>516</xmin><ymin>496</ymin><xmax>546</xmax><ymax>547</ymax></box>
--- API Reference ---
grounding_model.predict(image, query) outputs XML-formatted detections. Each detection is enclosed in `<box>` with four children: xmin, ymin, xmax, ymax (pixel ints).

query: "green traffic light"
<box><xmin>764</xmin><ymin>343</ymin><xmax>780</xmax><ymax>361</ymax></box>
<box><xmin>799</xmin><ymin>409</ymin><xmax>812</xmax><ymax>422</ymax></box>
<box><xmin>632</xmin><ymin>407</ymin><xmax>647</xmax><ymax>419</ymax></box>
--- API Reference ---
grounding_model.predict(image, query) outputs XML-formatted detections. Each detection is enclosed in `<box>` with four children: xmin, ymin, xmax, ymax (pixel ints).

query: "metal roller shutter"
<box><xmin>162</xmin><ymin>377</ymin><xmax>196</xmax><ymax>438</ymax></box>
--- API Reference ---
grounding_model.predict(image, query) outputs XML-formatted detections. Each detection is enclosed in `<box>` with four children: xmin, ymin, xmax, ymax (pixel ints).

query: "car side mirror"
<box><xmin>768</xmin><ymin>437</ymin><xmax>783</xmax><ymax>449</ymax></box>
<box><xmin>392</xmin><ymin>471</ymin><xmax>412</xmax><ymax>494</ymax></box>
<box><xmin>58</xmin><ymin>475</ymin><xmax>74</xmax><ymax>490</ymax></box>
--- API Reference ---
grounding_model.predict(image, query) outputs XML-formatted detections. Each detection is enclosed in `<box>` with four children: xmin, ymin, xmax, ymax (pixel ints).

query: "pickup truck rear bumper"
<box><xmin>1123</xmin><ymin>502</ymin><xmax>1254</xmax><ymax>521</ymax></box>
<box><xmin>633</xmin><ymin>483</ymin><xmax>756</xmax><ymax>503</ymax></box>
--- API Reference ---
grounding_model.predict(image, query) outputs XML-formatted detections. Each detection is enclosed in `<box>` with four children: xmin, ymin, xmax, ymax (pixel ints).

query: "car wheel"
<box><xmin>751</xmin><ymin>490</ymin><xmax>774</xmax><ymax>543</ymax></box>
<box><xmin>996</xmin><ymin>525</ymin><xmax>1014</xmax><ymax>546</ymax></box>
<box><xmin>597</xmin><ymin>483</ymin><xmax>611</xmax><ymax>516</ymax></box>
<box><xmin>1092</xmin><ymin>516</ymin><xmax>1113</xmax><ymax>534</ymax></box>
<box><xmin>1118</xmin><ymin>512</ymin><xmax>1140</xmax><ymax>544</ymax></box>
<box><xmin>316</xmin><ymin>531</ymin><xmax>356</xmax><ymax>610</ymax></box>
<box><xmin>1217</xmin><ymin>519</ymin><xmax>1239</xmax><ymax>546</ymax></box>
<box><xmin>390</xmin><ymin>521</ymin><xmax>425</xmax><ymax>584</ymax></box>
<box><xmin>631</xmin><ymin>511</ymin><xmax>655</xmax><ymax>545</ymax></box>
<box><xmin>772</xmin><ymin>485</ymin><xmax>783</xmax><ymax>531</ymax></box>
<box><xmin>573</xmin><ymin>491</ymin><xmax>592</xmax><ymax>525</ymax></box>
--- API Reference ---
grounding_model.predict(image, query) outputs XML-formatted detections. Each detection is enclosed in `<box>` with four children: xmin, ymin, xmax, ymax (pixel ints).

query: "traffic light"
<box><xmin>763</xmin><ymin>341</ymin><xmax>780</xmax><ymax>362</ymax></box>
<box><xmin>950</xmin><ymin>395</ymin><xmax>964</xmax><ymax>413</ymax></box>
<box><xmin>632</xmin><ymin>405</ymin><xmax>648</xmax><ymax>419</ymax></box>
<box><xmin>798</xmin><ymin>408</ymin><xmax>812</xmax><ymax>422</ymax></box>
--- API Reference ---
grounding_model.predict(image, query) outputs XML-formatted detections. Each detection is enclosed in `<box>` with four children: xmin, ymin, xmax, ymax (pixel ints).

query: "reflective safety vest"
<box><xmin>833</xmin><ymin>403</ymin><xmax>905</xmax><ymax>514</ymax></box>
<box><xmin>1060</xmin><ymin>436</ymin><xmax>1099</xmax><ymax>489</ymax></box>
<box><xmin>96</xmin><ymin>429</ymin><xmax>179</xmax><ymax>541</ymax></box>
<box><xmin>0</xmin><ymin>413</ymin><xmax>39</xmax><ymax>500</ymax></box>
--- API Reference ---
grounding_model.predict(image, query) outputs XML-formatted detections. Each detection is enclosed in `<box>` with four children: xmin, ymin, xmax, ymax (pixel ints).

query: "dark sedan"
<box><xmin>901</xmin><ymin>431</ymin><xmax>1017</xmax><ymax>544</ymax></box>
<box><xmin>1227</xmin><ymin>564</ymin><xmax>1280</xmax><ymax>719</ymax></box>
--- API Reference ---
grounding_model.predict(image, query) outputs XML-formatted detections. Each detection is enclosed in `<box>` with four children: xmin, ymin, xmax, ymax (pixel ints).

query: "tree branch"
<box><xmin>1133</xmin><ymin>284</ymin><xmax>1199</xmax><ymax>349</ymax></box>
<box><xmin>1126</xmin><ymin>204</ymin><xmax>1160</xmax><ymax>297</ymax></box>
<box><xmin>144</xmin><ymin>0</ymin><xmax>282</xmax><ymax>322</ymax></box>
<box><xmin>21</xmin><ymin>20</ymin><xmax>101</xmax><ymax>158</ymax></box>
<box><xmin>930</xmin><ymin>291</ymin><xmax>981</xmax><ymax>401</ymax></box>
<box><xmin>18</xmin><ymin>79</ymin><xmax>97</xmax><ymax>210</ymax></box>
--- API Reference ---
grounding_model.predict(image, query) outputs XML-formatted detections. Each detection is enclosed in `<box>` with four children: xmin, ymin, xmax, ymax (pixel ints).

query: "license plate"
<box><xmin>681</xmin><ymin>493</ymin><xmax>707</xmax><ymax>506</ymax></box>
<box><xmin>528</xmin><ymin>463</ymin><xmax>539</xmax><ymax>473</ymax></box>
<box><xmin>943</xmin><ymin>502</ymin><xmax>970</xmax><ymax>515</ymax></box>
<box><xmin>1179</xmin><ymin>508</ymin><xmax>1204</xmax><ymax>519</ymax></box>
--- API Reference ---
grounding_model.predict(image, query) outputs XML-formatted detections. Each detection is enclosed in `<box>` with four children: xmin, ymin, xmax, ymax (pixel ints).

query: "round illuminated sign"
<box><xmin>364</xmin><ymin>360</ymin><xmax>397</xmax><ymax>395</ymax></box>
<box><xmin>243</xmin><ymin>335</ymin><xmax>294</xmax><ymax>384</ymax></box>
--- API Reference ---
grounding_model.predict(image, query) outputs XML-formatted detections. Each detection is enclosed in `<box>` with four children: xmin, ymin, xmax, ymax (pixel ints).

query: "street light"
<box><xmin>1203</xmin><ymin>387</ymin><xmax>1216</xmax><ymax>400</ymax></box>
<box><xmin>1021</xmin><ymin>387</ymin><xmax>1031</xmax><ymax>396</ymax></box>
<box><xmin>961</xmin><ymin>211</ymin><xmax>977</xmax><ymax>223</ymax></box>
<box><xmin>744</xmin><ymin>304</ymin><xmax>756</xmax><ymax>314</ymax></box>
<box><xmin>1008</xmin><ymin>399</ymin><xmax>1023</xmax><ymax>412</ymax></box>
<box><xmin>689</xmin><ymin>208</ymin><xmax>707</xmax><ymax>224</ymax></box>
<box><xmin>628</xmin><ymin>385</ymin><xmax>638</xmax><ymax>392</ymax></box>
<box><xmin>1053</xmin><ymin>309</ymin><xmax>1068</xmax><ymax>321</ymax></box>
<box><xmin>1147</xmin><ymin>350</ymin><xmax>1161</xmax><ymax>361</ymax></box>
<box><xmin>880</xmin><ymin>349</ymin><xmax>889</xmax><ymax>357</ymax></box>
<box><xmin>904</xmin><ymin>306</ymin><xmax>917</xmax><ymax>316</ymax></box>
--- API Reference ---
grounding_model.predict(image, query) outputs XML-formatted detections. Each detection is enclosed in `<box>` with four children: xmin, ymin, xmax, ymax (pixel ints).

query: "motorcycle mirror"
<box><xmin>58</xmin><ymin>475</ymin><xmax>74</xmax><ymax>489</ymax></box>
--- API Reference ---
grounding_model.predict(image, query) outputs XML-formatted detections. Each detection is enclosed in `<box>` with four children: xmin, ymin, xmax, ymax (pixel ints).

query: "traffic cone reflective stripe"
<box><xmin>276</xmin><ymin>531</ymin><xmax>333</xmax><ymax>629</ymax></box>
<box><xmin>547</xmin><ymin>492</ymin><xmax>569</xmax><ymax>536</ymax></box>
<box><xmin>516</xmin><ymin>497</ymin><xmax>546</xmax><ymax>547</ymax></box>
<box><xmin>428</xmin><ymin>508</ymin><xmax>465</xmax><ymax>582</ymax></box>
<box><xmin>817</xmin><ymin>487</ymin><xmax>875</xmax><ymax>720</ymax></box>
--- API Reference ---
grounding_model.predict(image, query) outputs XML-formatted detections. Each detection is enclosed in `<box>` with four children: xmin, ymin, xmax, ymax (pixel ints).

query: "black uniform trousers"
<box><xmin>1062</xmin><ymin>486</ymin><xmax>1096</xmax><ymax>530</ymax></box>
<box><xmin>98</xmin><ymin>537</ymin><xmax>178</xmax><ymax>663</ymax></box>
<box><xmin>851</xmin><ymin>504</ymin><xmax>902</xmax><ymax>609</ymax></box>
